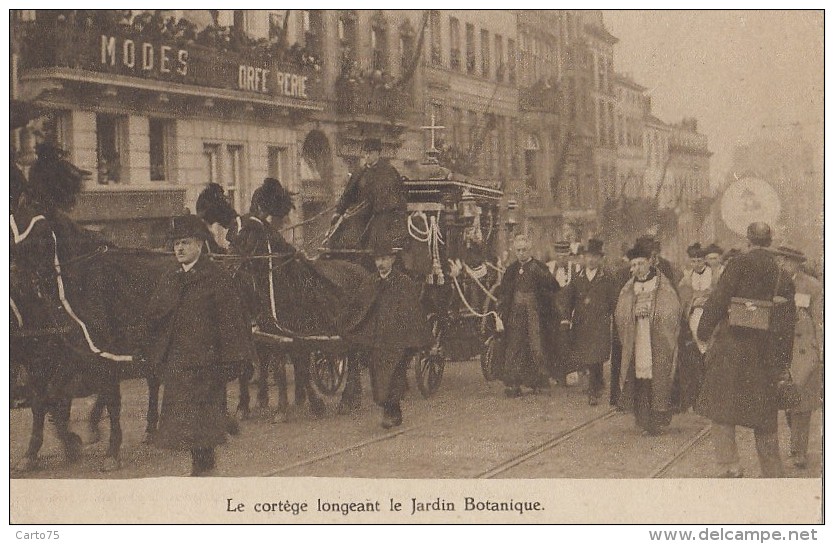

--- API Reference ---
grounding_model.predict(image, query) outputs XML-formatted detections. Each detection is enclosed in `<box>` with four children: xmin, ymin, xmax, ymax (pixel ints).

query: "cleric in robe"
<box><xmin>614</xmin><ymin>242</ymin><xmax>681</xmax><ymax>435</ymax></box>
<box><xmin>327</xmin><ymin>137</ymin><xmax>408</xmax><ymax>253</ymax></box>
<box><xmin>336</xmin><ymin>241</ymin><xmax>433</xmax><ymax>428</ymax></box>
<box><xmin>494</xmin><ymin>234</ymin><xmax>560</xmax><ymax>397</ymax></box>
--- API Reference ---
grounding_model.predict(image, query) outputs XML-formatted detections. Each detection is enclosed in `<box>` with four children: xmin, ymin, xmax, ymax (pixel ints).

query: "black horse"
<box><xmin>191</xmin><ymin>183</ymin><xmax>370</xmax><ymax>421</ymax></box>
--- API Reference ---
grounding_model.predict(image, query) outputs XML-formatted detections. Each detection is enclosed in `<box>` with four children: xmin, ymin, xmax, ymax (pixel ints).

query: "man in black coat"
<box><xmin>328</xmin><ymin>138</ymin><xmax>408</xmax><ymax>254</ymax></box>
<box><xmin>561</xmin><ymin>239</ymin><xmax>618</xmax><ymax>405</ymax></box>
<box><xmin>696</xmin><ymin>222</ymin><xmax>796</xmax><ymax>478</ymax></box>
<box><xmin>336</xmin><ymin>241</ymin><xmax>433</xmax><ymax>428</ymax></box>
<box><xmin>139</xmin><ymin>215</ymin><xmax>252</xmax><ymax>476</ymax></box>
<box><xmin>495</xmin><ymin>234</ymin><xmax>561</xmax><ymax>397</ymax></box>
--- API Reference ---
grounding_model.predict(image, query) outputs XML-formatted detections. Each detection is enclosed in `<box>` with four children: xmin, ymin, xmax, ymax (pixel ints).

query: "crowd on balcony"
<box><xmin>31</xmin><ymin>10</ymin><xmax>323</xmax><ymax>71</ymax></box>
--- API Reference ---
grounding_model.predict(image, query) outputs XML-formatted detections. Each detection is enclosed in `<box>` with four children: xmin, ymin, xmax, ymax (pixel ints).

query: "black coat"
<box><xmin>562</xmin><ymin>268</ymin><xmax>618</xmax><ymax>366</ymax></box>
<box><xmin>696</xmin><ymin>248</ymin><xmax>796</xmax><ymax>432</ymax></box>
<box><xmin>330</xmin><ymin>159</ymin><xmax>408</xmax><ymax>250</ymax></box>
<box><xmin>139</xmin><ymin>255</ymin><xmax>252</xmax><ymax>450</ymax></box>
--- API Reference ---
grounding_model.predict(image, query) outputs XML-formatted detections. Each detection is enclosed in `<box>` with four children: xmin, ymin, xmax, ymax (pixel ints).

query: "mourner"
<box><xmin>774</xmin><ymin>246</ymin><xmax>822</xmax><ymax>470</ymax></box>
<box><xmin>328</xmin><ymin>137</ymin><xmax>408</xmax><ymax>254</ymax></box>
<box><xmin>336</xmin><ymin>241</ymin><xmax>433</xmax><ymax>428</ymax></box>
<box><xmin>614</xmin><ymin>242</ymin><xmax>681</xmax><ymax>435</ymax></box>
<box><xmin>635</xmin><ymin>234</ymin><xmax>682</xmax><ymax>289</ymax></box>
<box><xmin>560</xmin><ymin>239</ymin><xmax>618</xmax><ymax>405</ymax></box>
<box><xmin>494</xmin><ymin>234</ymin><xmax>560</xmax><ymax>397</ymax></box>
<box><xmin>549</xmin><ymin>240</ymin><xmax>577</xmax><ymax>383</ymax></box>
<box><xmin>696</xmin><ymin>222</ymin><xmax>796</xmax><ymax>478</ymax></box>
<box><xmin>138</xmin><ymin>215</ymin><xmax>252</xmax><ymax>476</ymax></box>
<box><xmin>674</xmin><ymin>242</ymin><xmax>719</xmax><ymax>412</ymax></box>
<box><xmin>703</xmin><ymin>243</ymin><xmax>725</xmax><ymax>278</ymax></box>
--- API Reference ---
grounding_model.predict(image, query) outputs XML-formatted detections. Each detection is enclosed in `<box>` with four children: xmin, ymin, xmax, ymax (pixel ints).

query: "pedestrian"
<box><xmin>494</xmin><ymin>234</ymin><xmax>560</xmax><ymax>397</ymax></box>
<box><xmin>336</xmin><ymin>241</ymin><xmax>433</xmax><ymax>428</ymax></box>
<box><xmin>696</xmin><ymin>222</ymin><xmax>796</xmax><ymax>478</ymax></box>
<box><xmin>560</xmin><ymin>239</ymin><xmax>618</xmax><ymax>405</ymax></box>
<box><xmin>549</xmin><ymin>240</ymin><xmax>578</xmax><ymax>384</ymax></box>
<box><xmin>328</xmin><ymin>137</ymin><xmax>408</xmax><ymax>254</ymax></box>
<box><xmin>703</xmin><ymin>242</ymin><xmax>725</xmax><ymax>278</ymax></box>
<box><xmin>774</xmin><ymin>246</ymin><xmax>821</xmax><ymax>470</ymax></box>
<box><xmin>138</xmin><ymin>214</ymin><xmax>252</xmax><ymax>476</ymax></box>
<box><xmin>614</xmin><ymin>241</ymin><xmax>681</xmax><ymax>435</ymax></box>
<box><xmin>674</xmin><ymin>242</ymin><xmax>719</xmax><ymax>412</ymax></box>
<box><xmin>608</xmin><ymin>252</ymin><xmax>633</xmax><ymax>407</ymax></box>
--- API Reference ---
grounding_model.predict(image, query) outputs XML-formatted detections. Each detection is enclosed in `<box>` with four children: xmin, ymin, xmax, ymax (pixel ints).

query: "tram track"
<box><xmin>648</xmin><ymin>423</ymin><xmax>712</xmax><ymax>478</ymax></box>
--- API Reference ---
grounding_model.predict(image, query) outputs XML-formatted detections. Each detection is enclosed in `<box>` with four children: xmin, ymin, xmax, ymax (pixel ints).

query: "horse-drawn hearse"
<box><xmin>9</xmin><ymin>139</ymin><xmax>504</xmax><ymax>472</ymax></box>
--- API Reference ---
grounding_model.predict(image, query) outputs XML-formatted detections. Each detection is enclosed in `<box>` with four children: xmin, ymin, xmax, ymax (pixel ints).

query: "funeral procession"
<box><xmin>9</xmin><ymin>10</ymin><xmax>822</xmax><ymax>481</ymax></box>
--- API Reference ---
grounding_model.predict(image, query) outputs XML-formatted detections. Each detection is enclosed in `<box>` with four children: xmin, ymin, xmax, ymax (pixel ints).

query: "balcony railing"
<box><xmin>334</xmin><ymin>77</ymin><xmax>412</xmax><ymax>119</ymax></box>
<box><xmin>19</xmin><ymin>15</ymin><xmax>322</xmax><ymax>100</ymax></box>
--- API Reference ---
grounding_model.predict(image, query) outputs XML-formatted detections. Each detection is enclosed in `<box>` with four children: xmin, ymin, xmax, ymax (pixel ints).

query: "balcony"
<box><xmin>18</xmin><ymin>14</ymin><xmax>323</xmax><ymax>103</ymax></box>
<box><xmin>334</xmin><ymin>77</ymin><xmax>412</xmax><ymax>120</ymax></box>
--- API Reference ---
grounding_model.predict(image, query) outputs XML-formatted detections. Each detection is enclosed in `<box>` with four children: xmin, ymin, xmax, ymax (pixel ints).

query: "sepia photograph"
<box><xmin>6</xmin><ymin>5</ymin><xmax>824</xmax><ymax>528</ymax></box>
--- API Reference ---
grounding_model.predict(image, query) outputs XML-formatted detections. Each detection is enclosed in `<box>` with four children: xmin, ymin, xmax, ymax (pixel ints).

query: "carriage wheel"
<box><xmin>415</xmin><ymin>350</ymin><xmax>444</xmax><ymax>398</ymax></box>
<box><xmin>310</xmin><ymin>351</ymin><xmax>347</xmax><ymax>396</ymax></box>
<box><xmin>480</xmin><ymin>335</ymin><xmax>502</xmax><ymax>382</ymax></box>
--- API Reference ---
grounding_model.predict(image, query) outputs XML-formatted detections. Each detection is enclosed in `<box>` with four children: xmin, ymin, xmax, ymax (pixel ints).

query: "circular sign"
<box><xmin>720</xmin><ymin>177</ymin><xmax>781</xmax><ymax>236</ymax></box>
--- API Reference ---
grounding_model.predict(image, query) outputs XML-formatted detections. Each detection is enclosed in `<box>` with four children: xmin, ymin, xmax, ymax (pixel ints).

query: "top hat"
<box><xmin>553</xmin><ymin>241</ymin><xmax>572</xmax><ymax>255</ymax></box>
<box><xmin>371</xmin><ymin>239</ymin><xmax>399</xmax><ymax>258</ymax></box>
<box><xmin>586</xmin><ymin>238</ymin><xmax>604</xmax><ymax>256</ymax></box>
<box><xmin>362</xmin><ymin>138</ymin><xmax>383</xmax><ymax>152</ymax></box>
<box><xmin>686</xmin><ymin>242</ymin><xmax>704</xmax><ymax>258</ymax></box>
<box><xmin>773</xmin><ymin>245</ymin><xmax>806</xmax><ymax>262</ymax></box>
<box><xmin>636</xmin><ymin>234</ymin><xmax>660</xmax><ymax>253</ymax></box>
<box><xmin>626</xmin><ymin>243</ymin><xmax>652</xmax><ymax>261</ymax></box>
<box><xmin>168</xmin><ymin>214</ymin><xmax>210</xmax><ymax>242</ymax></box>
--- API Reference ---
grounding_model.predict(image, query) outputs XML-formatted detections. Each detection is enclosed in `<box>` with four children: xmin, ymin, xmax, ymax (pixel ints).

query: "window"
<box><xmin>507</xmin><ymin>38</ymin><xmax>516</xmax><ymax>82</ymax></box>
<box><xmin>96</xmin><ymin>113</ymin><xmax>124</xmax><ymax>185</ymax></box>
<box><xmin>465</xmin><ymin>23</ymin><xmax>476</xmax><ymax>74</ymax></box>
<box><xmin>303</xmin><ymin>10</ymin><xmax>323</xmax><ymax>55</ymax></box>
<box><xmin>598</xmin><ymin>99</ymin><xmax>605</xmax><ymax>146</ymax></box>
<box><xmin>524</xmin><ymin>150</ymin><xmax>537</xmax><ymax>190</ymax></box>
<box><xmin>449</xmin><ymin>18</ymin><xmax>461</xmax><ymax>70</ymax></box>
<box><xmin>430</xmin><ymin>11</ymin><xmax>442</xmax><ymax>67</ymax></box>
<box><xmin>607</xmin><ymin>103</ymin><xmax>615</xmax><ymax>147</ymax></box>
<box><xmin>494</xmin><ymin>34</ymin><xmax>504</xmax><ymax>82</ymax></box>
<box><xmin>204</xmin><ymin>143</ymin><xmax>245</xmax><ymax>211</ymax></box>
<box><xmin>338</xmin><ymin>10</ymin><xmax>357</xmax><ymax>72</ymax></box>
<box><xmin>233</xmin><ymin>10</ymin><xmax>248</xmax><ymax>34</ymax></box>
<box><xmin>480</xmin><ymin>29</ymin><xmax>490</xmax><ymax>78</ymax></box>
<box><xmin>149</xmin><ymin>118</ymin><xmax>172</xmax><ymax>182</ymax></box>
<box><xmin>269</xmin><ymin>12</ymin><xmax>284</xmax><ymax>40</ymax></box>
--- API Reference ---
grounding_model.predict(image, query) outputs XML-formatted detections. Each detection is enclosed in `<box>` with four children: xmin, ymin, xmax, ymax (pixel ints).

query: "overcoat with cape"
<box><xmin>139</xmin><ymin>255</ymin><xmax>252</xmax><ymax>451</ymax></box>
<box><xmin>329</xmin><ymin>159</ymin><xmax>408</xmax><ymax>251</ymax></box>
<box><xmin>336</xmin><ymin>269</ymin><xmax>433</xmax><ymax>405</ymax></box>
<box><xmin>615</xmin><ymin>271</ymin><xmax>681</xmax><ymax>413</ymax></box>
<box><xmin>695</xmin><ymin>248</ymin><xmax>796</xmax><ymax>433</ymax></box>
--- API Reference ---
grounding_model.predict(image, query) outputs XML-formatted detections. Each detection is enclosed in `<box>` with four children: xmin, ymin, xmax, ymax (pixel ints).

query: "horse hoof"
<box><xmin>100</xmin><ymin>457</ymin><xmax>121</xmax><ymax>472</ymax></box>
<box><xmin>12</xmin><ymin>457</ymin><xmax>39</xmax><ymax>473</ymax></box>
<box><xmin>65</xmin><ymin>433</ymin><xmax>83</xmax><ymax>463</ymax></box>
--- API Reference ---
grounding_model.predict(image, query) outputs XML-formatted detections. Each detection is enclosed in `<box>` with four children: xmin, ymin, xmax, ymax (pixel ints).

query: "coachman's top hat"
<box><xmin>686</xmin><ymin>242</ymin><xmax>705</xmax><ymax>258</ymax></box>
<box><xmin>704</xmin><ymin>243</ymin><xmax>723</xmax><ymax>257</ymax></box>
<box><xmin>168</xmin><ymin>214</ymin><xmax>211</xmax><ymax>242</ymax></box>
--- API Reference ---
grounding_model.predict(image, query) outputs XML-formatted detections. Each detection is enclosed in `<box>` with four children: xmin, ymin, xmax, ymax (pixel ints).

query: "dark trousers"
<box><xmin>634</xmin><ymin>378</ymin><xmax>672</xmax><ymax>434</ymax></box>
<box><xmin>786</xmin><ymin>411</ymin><xmax>812</xmax><ymax>457</ymax></box>
<box><xmin>340</xmin><ymin>354</ymin><xmax>363</xmax><ymax>407</ymax></box>
<box><xmin>610</xmin><ymin>332</ymin><xmax>623</xmax><ymax>405</ymax></box>
<box><xmin>588</xmin><ymin>361</ymin><xmax>605</xmax><ymax>398</ymax></box>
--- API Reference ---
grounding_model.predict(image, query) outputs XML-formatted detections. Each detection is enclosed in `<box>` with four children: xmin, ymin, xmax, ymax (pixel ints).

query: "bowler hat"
<box><xmin>362</xmin><ymin>138</ymin><xmax>383</xmax><ymax>152</ymax></box>
<box><xmin>686</xmin><ymin>242</ymin><xmax>704</xmax><ymax>258</ymax></box>
<box><xmin>586</xmin><ymin>238</ymin><xmax>604</xmax><ymax>256</ymax></box>
<box><xmin>773</xmin><ymin>245</ymin><xmax>806</xmax><ymax>262</ymax></box>
<box><xmin>168</xmin><ymin>214</ymin><xmax>210</xmax><ymax>242</ymax></box>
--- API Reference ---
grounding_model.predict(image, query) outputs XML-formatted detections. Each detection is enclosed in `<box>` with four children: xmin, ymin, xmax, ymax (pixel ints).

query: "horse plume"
<box><xmin>253</xmin><ymin>177</ymin><xmax>296</xmax><ymax>221</ymax></box>
<box><xmin>27</xmin><ymin>143</ymin><xmax>87</xmax><ymax>212</ymax></box>
<box><xmin>196</xmin><ymin>183</ymin><xmax>237</xmax><ymax>227</ymax></box>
